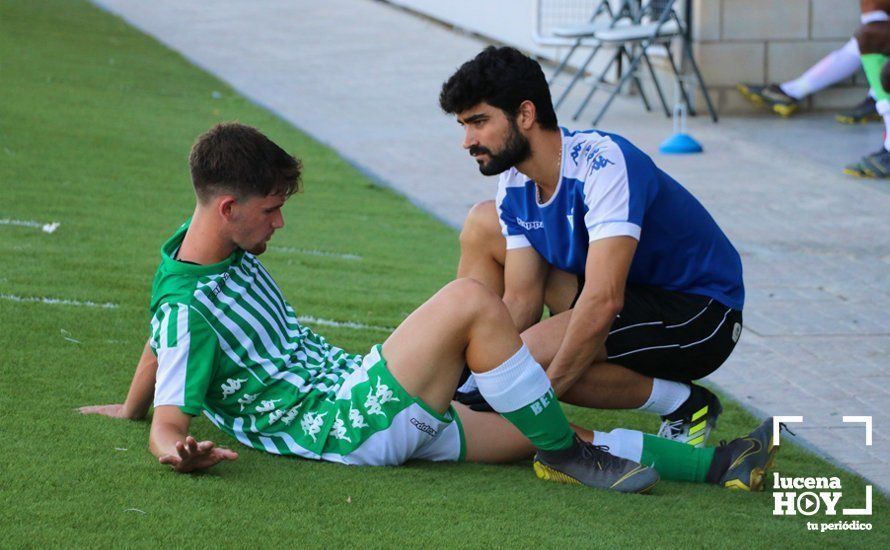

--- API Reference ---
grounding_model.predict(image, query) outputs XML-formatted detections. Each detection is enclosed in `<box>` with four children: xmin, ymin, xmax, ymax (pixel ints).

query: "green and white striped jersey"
<box><xmin>150</xmin><ymin>221</ymin><xmax>363</xmax><ymax>458</ymax></box>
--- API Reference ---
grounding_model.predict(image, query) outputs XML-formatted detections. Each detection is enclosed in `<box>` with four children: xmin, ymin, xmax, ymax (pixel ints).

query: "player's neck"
<box><xmin>516</xmin><ymin>129</ymin><xmax>562</xmax><ymax>202</ymax></box>
<box><xmin>177</xmin><ymin>207</ymin><xmax>237</xmax><ymax>265</ymax></box>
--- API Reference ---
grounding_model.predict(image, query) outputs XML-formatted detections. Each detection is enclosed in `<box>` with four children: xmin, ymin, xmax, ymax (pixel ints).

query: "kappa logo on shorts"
<box><xmin>410</xmin><ymin>417</ymin><xmax>438</xmax><ymax>438</ymax></box>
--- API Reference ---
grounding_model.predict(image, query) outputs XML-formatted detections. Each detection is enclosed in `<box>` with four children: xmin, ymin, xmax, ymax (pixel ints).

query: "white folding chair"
<box><xmin>536</xmin><ymin>0</ymin><xmax>670</xmax><ymax>117</ymax></box>
<box><xmin>575</xmin><ymin>0</ymin><xmax>718</xmax><ymax>125</ymax></box>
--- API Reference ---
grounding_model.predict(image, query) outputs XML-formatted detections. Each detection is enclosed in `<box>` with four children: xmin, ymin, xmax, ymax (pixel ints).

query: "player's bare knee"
<box><xmin>460</xmin><ymin>201</ymin><xmax>500</xmax><ymax>250</ymax></box>
<box><xmin>445</xmin><ymin>278</ymin><xmax>503</xmax><ymax>318</ymax></box>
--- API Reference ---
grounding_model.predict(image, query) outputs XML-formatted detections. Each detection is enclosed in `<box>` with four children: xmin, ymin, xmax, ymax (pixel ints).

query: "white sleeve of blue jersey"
<box><xmin>496</xmin><ymin>175</ymin><xmax>531</xmax><ymax>250</ymax></box>
<box><xmin>581</xmin><ymin>144</ymin><xmax>642</xmax><ymax>243</ymax></box>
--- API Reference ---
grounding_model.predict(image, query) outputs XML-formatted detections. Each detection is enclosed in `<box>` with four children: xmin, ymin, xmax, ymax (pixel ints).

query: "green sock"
<box><xmin>861</xmin><ymin>53</ymin><xmax>890</xmax><ymax>100</ymax></box>
<box><xmin>640</xmin><ymin>434</ymin><xmax>715</xmax><ymax>482</ymax></box>
<box><xmin>501</xmin><ymin>388</ymin><xmax>575</xmax><ymax>451</ymax></box>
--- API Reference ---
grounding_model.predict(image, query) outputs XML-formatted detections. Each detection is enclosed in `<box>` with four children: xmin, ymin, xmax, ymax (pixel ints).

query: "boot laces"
<box><xmin>657</xmin><ymin>418</ymin><xmax>685</xmax><ymax>439</ymax></box>
<box><xmin>578</xmin><ymin>440</ymin><xmax>620</xmax><ymax>470</ymax></box>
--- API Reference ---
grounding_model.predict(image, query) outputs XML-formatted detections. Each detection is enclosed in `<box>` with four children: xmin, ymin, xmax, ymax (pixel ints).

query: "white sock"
<box><xmin>877</xmin><ymin>100</ymin><xmax>890</xmax><ymax>151</ymax></box>
<box><xmin>861</xmin><ymin>10</ymin><xmax>890</xmax><ymax>25</ymax></box>
<box><xmin>592</xmin><ymin>428</ymin><xmax>644</xmax><ymax>462</ymax></box>
<box><xmin>637</xmin><ymin>378</ymin><xmax>691</xmax><ymax>416</ymax></box>
<box><xmin>473</xmin><ymin>345</ymin><xmax>550</xmax><ymax>413</ymax></box>
<box><xmin>780</xmin><ymin>38</ymin><xmax>861</xmax><ymax>99</ymax></box>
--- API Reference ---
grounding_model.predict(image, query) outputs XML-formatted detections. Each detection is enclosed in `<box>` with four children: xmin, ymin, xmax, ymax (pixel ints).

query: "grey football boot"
<box><xmin>533</xmin><ymin>437</ymin><xmax>660</xmax><ymax>494</ymax></box>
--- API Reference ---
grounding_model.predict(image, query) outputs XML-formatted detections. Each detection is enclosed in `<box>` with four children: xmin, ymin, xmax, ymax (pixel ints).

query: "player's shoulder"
<box><xmin>496</xmin><ymin>168</ymin><xmax>532</xmax><ymax>209</ymax></box>
<box><xmin>561</xmin><ymin>128</ymin><xmax>630</xmax><ymax>180</ymax></box>
<box><xmin>149</xmin><ymin>269</ymin><xmax>204</xmax><ymax>318</ymax></box>
<box><xmin>498</xmin><ymin>166</ymin><xmax>530</xmax><ymax>189</ymax></box>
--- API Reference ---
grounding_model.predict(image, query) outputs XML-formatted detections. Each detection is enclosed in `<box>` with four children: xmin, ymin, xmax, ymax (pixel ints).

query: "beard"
<box><xmin>469</xmin><ymin>119</ymin><xmax>532</xmax><ymax>176</ymax></box>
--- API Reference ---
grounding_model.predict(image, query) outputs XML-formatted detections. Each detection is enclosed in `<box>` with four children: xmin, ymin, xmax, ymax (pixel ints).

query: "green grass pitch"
<box><xmin>0</xmin><ymin>1</ymin><xmax>886</xmax><ymax>547</ymax></box>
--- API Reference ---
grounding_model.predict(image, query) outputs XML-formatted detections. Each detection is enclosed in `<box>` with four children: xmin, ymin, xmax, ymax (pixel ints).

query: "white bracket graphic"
<box><xmin>842</xmin><ymin>416</ymin><xmax>873</xmax><ymax>446</ymax></box>
<box><xmin>773</xmin><ymin>416</ymin><xmax>804</xmax><ymax>446</ymax></box>
<box><xmin>843</xmin><ymin>486</ymin><xmax>873</xmax><ymax>516</ymax></box>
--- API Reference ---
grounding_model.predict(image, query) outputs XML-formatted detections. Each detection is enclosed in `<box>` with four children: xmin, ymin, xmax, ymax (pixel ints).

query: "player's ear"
<box><xmin>217</xmin><ymin>195</ymin><xmax>239</xmax><ymax>221</ymax></box>
<box><xmin>517</xmin><ymin>100</ymin><xmax>536</xmax><ymax>131</ymax></box>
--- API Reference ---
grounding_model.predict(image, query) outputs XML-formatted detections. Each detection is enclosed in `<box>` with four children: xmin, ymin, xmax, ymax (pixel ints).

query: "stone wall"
<box><xmin>692</xmin><ymin>0</ymin><xmax>864</xmax><ymax>113</ymax></box>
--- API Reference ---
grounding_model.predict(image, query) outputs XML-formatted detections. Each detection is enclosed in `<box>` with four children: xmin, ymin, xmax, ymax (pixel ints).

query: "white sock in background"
<box><xmin>780</xmin><ymin>38</ymin><xmax>862</xmax><ymax>99</ymax></box>
<box><xmin>636</xmin><ymin>378</ymin><xmax>691</xmax><ymax>416</ymax></box>
<box><xmin>861</xmin><ymin>10</ymin><xmax>890</xmax><ymax>25</ymax></box>
<box><xmin>592</xmin><ymin>428</ymin><xmax>644</xmax><ymax>462</ymax></box>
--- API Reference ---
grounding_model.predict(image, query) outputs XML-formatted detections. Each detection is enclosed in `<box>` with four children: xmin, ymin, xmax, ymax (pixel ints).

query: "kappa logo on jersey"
<box><xmin>280</xmin><ymin>405</ymin><xmax>301</xmax><ymax>426</ymax></box>
<box><xmin>570</xmin><ymin>143</ymin><xmax>584</xmax><ymax>165</ymax></box>
<box><xmin>255</xmin><ymin>399</ymin><xmax>281</xmax><ymax>413</ymax></box>
<box><xmin>349</xmin><ymin>406</ymin><xmax>369</xmax><ymax>429</ymax></box>
<box><xmin>220</xmin><ymin>378</ymin><xmax>248</xmax><ymax>398</ymax></box>
<box><xmin>364</xmin><ymin>377</ymin><xmax>400</xmax><ymax>416</ymax></box>
<box><xmin>330</xmin><ymin>411</ymin><xmax>352</xmax><ymax>442</ymax></box>
<box><xmin>410</xmin><ymin>418</ymin><xmax>438</xmax><ymax>438</ymax></box>
<box><xmin>570</xmin><ymin>142</ymin><xmax>614</xmax><ymax>170</ymax></box>
<box><xmin>238</xmin><ymin>393</ymin><xmax>257</xmax><ymax>412</ymax></box>
<box><xmin>300</xmin><ymin>410</ymin><xmax>327</xmax><ymax>442</ymax></box>
<box><xmin>516</xmin><ymin>217</ymin><xmax>545</xmax><ymax>231</ymax></box>
<box><xmin>591</xmin><ymin>153</ymin><xmax>614</xmax><ymax>171</ymax></box>
<box><xmin>268</xmin><ymin>408</ymin><xmax>286</xmax><ymax>424</ymax></box>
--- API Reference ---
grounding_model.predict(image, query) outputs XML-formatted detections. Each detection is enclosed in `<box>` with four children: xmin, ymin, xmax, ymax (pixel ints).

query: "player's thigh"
<box><xmin>542</xmin><ymin>266</ymin><xmax>579</xmax><ymax>314</ymax></box>
<box><xmin>456</xmin><ymin>403</ymin><xmax>535</xmax><ymax>463</ymax></box>
<box><xmin>604</xmin><ymin>286</ymin><xmax>739</xmax><ymax>381</ymax></box>
<box><xmin>521</xmin><ymin>310</ymin><xmax>570</xmax><ymax>370</ymax></box>
<box><xmin>382</xmin><ymin>281</ymin><xmax>481</xmax><ymax>414</ymax></box>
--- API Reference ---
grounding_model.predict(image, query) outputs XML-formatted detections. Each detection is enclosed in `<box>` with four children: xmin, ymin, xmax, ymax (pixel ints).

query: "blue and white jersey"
<box><xmin>496</xmin><ymin>128</ymin><xmax>744</xmax><ymax>310</ymax></box>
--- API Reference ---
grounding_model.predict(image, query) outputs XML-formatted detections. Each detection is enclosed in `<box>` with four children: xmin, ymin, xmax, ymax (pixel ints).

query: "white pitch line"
<box><xmin>0</xmin><ymin>294</ymin><xmax>118</xmax><ymax>309</ymax></box>
<box><xmin>297</xmin><ymin>315</ymin><xmax>392</xmax><ymax>333</ymax></box>
<box><xmin>269</xmin><ymin>246</ymin><xmax>361</xmax><ymax>261</ymax></box>
<box><xmin>0</xmin><ymin>218</ymin><xmax>60</xmax><ymax>233</ymax></box>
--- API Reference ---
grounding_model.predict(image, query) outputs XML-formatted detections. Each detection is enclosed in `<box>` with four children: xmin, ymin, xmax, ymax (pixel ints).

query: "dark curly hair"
<box><xmin>189</xmin><ymin>122</ymin><xmax>302</xmax><ymax>202</ymax></box>
<box><xmin>439</xmin><ymin>46</ymin><xmax>558</xmax><ymax>131</ymax></box>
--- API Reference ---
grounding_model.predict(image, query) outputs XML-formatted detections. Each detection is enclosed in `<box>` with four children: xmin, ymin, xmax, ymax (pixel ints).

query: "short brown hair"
<box><xmin>188</xmin><ymin>122</ymin><xmax>302</xmax><ymax>201</ymax></box>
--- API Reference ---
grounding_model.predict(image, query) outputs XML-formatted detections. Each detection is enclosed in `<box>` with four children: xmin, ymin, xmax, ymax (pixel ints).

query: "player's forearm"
<box><xmin>547</xmin><ymin>295</ymin><xmax>620</xmax><ymax>396</ymax></box>
<box><xmin>149</xmin><ymin>419</ymin><xmax>189</xmax><ymax>460</ymax></box>
<box><xmin>122</xmin><ymin>341</ymin><xmax>158</xmax><ymax>420</ymax></box>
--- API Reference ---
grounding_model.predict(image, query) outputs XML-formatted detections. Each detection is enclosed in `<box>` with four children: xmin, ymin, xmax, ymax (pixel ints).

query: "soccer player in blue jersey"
<box><xmin>440</xmin><ymin>47</ymin><xmax>745</xmax><ymax>447</ymax></box>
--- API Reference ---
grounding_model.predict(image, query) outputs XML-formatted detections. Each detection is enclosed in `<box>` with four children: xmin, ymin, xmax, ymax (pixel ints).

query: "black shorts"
<box><xmin>574</xmin><ymin>283</ymin><xmax>742</xmax><ymax>381</ymax></box>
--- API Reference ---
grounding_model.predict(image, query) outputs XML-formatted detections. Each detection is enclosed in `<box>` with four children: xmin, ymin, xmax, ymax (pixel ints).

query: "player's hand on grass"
<box><xmin>78</xmin><ymin>404</ymin><xmax>141</xmax><ymax>420</ymax></box>
<box><xmin>159</xmin><ymin>436</ymin><xmax>238</xmax><ymax>473</ymax></box>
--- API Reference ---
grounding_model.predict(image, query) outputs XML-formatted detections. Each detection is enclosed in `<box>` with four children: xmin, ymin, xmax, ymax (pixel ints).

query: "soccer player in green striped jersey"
<box><xmin>81</xmin><ymin>123</ymin><xmax>780</xmax><ymax>493</ymax></box>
